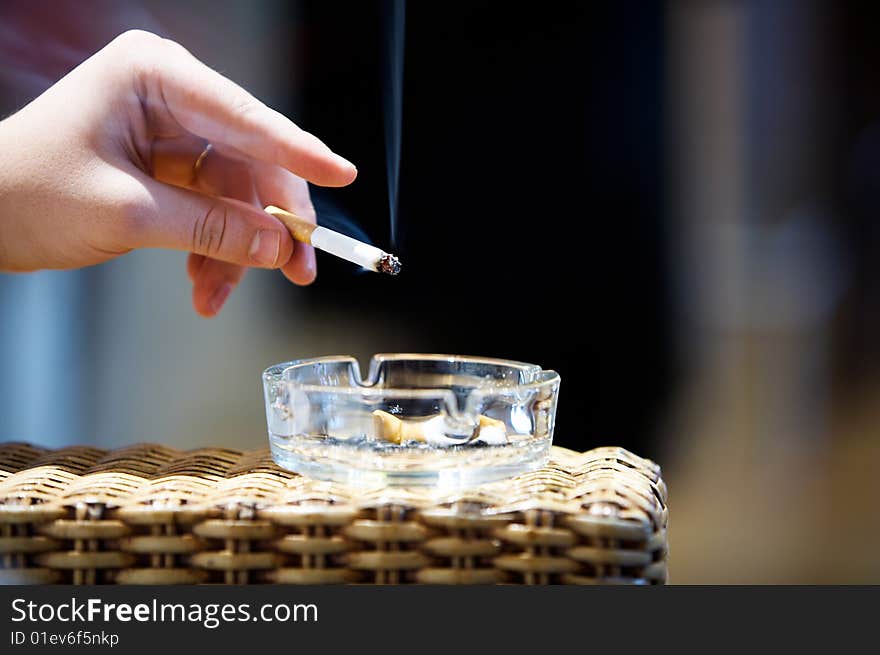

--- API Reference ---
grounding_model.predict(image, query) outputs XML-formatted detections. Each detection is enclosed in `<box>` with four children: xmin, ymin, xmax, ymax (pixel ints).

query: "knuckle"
<box><xmin>108</xmin><ymin>30</ymin><xmax>167</xmax><ymax>76</ymax></box>
<box><xmin>232</xmin><ymin>96</ymin><xmax>266</xmax><ymax>124</ymax></box>
<box><xmin>192</xmin><ymin>203</ymin><xmax>229</xmax><ymax>257</ymax></box>
<box><xmin>112</xmin><ymin>29</ymin><xmax>164</xmax><ymax>50</ymax></box>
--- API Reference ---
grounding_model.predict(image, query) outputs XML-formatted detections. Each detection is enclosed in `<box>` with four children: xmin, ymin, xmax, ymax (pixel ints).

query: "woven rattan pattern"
<box><xmin>0</xmin><ymin>443</ymin><xmax>667</xmax><ymax>585</ymax></box>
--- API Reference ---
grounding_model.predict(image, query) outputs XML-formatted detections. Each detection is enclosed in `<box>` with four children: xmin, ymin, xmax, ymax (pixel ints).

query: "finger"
<box><xmin>255</xmin><ymin>164</ymin><xmax>318</xmax><ymax>285</ymax></box>
<box><xmin>192</xmin><ymin>258</ymin><xmax>247</xmax><ymax>318</ymax></box>
<box><xmin>187</xmin><ymin>252</ymin><xmax>206</xmax><ymax>281</ymax></box>
<box><xmin>146</xmin><ymin>36</ymin><xmax>357</xmax><ymax>187</ymax></box>
<box><xmin>150</xmin><ymin>134</ymin><xmax>207</xmax><ymax>188</ymax></box>
<box><xmin>132</xmin><ymin>178</ymin><xmax>294</xmax><ymax>269</ymax></box>
<box><xmin>154</xmin><ymin>139</ymin><xmax>262</xmax><ymax>287</ymax></box>
<box><xmin>152</xmin><ymin>138</ymin><xmax>259</xmax><ymax>203</ymax></box>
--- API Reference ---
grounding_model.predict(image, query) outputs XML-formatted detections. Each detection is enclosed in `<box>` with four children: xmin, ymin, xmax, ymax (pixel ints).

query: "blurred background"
<box><xmin>1</xmin><ymin>0</ymin><xmax>878</xmax><ymax>582</ymax></box>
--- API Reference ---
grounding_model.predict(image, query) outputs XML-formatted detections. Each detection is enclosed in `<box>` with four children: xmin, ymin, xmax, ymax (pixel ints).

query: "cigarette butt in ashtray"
<box><xmin>264</xmin><ymin>205</ymin><xmax>401</xmax><ymax>274</ymax></box>
<box><xmin>475</xmin><ymin>415</ymin><xmax>508</xmax><ymax>444</ymax></box>
<box><xmin>372</xmin><ymin>411</ymin><xmax>508</xmax><ymax>445</ymax></box>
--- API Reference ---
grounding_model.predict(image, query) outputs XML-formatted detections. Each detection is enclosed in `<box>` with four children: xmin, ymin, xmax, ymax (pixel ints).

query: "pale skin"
<box><xmin>0</xmin><ymin>30</ymin><xmax>357</xmax><ymax>316</ymax></box>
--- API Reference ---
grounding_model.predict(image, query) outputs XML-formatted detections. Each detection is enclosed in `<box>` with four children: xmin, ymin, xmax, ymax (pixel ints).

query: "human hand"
<box><xmin>0</xmin><ymin>29</ymin><xmax>357</xmax><ymax>316</ymax></box>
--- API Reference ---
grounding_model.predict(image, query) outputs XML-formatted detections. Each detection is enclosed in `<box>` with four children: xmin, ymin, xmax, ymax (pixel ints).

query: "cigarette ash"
<box><xmin>378</xmin><ymin>253</ymin><xmax>402</xmax><ymax>275</ymax></box>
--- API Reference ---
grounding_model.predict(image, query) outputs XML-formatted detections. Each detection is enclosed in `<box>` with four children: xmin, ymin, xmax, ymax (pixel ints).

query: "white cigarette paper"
<box><xmin>309</xmin><ymin>227</ymin><xmax>386</xmax><ymax>272</ymax></box>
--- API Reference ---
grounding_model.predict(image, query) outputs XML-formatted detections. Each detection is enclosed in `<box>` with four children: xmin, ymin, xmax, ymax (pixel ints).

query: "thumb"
<box><xmin>132</xmin><ymin>181</ymin><xmax>294</xmax><ymax>268</ymax></box>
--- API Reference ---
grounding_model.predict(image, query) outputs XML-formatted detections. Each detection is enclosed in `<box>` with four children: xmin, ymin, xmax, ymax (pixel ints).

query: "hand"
<box><xmin>0</xmin><ymin>29</ymin><xmax>357</xmax><ymax>316</ymax></box>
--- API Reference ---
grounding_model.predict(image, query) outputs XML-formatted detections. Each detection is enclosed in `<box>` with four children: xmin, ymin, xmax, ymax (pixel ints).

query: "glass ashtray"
<box><xmin>262</xmin><ymin>354</ymin><xmax>560</xmax><ymax>488</ymax></box>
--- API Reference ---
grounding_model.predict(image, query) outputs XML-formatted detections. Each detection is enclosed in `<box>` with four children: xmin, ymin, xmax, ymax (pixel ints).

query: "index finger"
<box><xmin>138</xmin><ymin>34</ymin><xmax>357</xmax><ymax>187</ymax></box>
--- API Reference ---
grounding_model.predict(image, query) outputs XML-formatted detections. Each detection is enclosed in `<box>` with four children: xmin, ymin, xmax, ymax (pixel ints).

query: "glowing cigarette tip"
<box><xmin>378</xmin><ymin>254</ymin><xmax>402</xmax><ymax>276</ymax></box>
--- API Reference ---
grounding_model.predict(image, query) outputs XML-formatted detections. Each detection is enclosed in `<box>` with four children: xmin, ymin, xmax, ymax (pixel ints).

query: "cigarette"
<box><xmin>372</xmin><ymin>410</ymin><xmax>509</xmax><ymax>446</ymax></box>
<box><xmin>264</xmin><ymin>205</ymin><xmax>401</xmax><ymax>275</ymax></box>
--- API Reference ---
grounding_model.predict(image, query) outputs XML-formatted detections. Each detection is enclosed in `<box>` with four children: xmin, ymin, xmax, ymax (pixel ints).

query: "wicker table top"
<box><xmin>0</xmin><ymin>443</ymin><xmax>667</xmax><ymax>585</ymax></box>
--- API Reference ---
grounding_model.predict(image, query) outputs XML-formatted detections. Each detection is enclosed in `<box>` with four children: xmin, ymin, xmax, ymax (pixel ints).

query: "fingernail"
<box><xmin>209</xmin><ymin>283</ymin><xmax>233</xmax><ymax>315</ymax></box>
<box><xmin>249</xmin><ymin>230</ymin><xmax>281</xmax><ymax>266</ymax></box>
<box><xmin>334</xmin><ymin>154</ymin><xmax>357</xmax><ymax>174</ymax></box>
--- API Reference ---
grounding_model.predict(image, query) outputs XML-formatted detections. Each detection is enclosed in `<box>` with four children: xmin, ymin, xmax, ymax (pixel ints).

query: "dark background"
<box><xmin>285</xmin><ymin>1</ymin><xmax>669</xmax><ymax>454</ymax></box>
